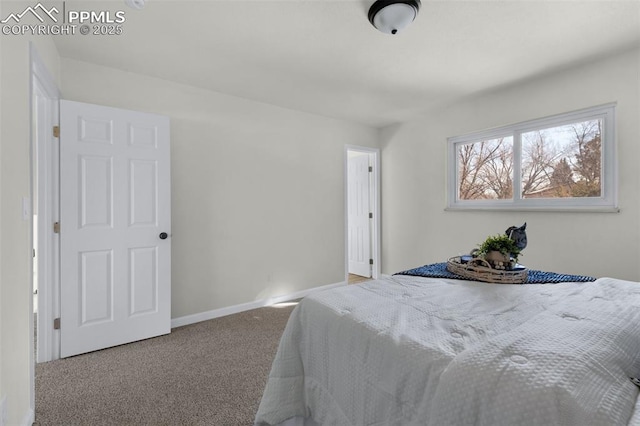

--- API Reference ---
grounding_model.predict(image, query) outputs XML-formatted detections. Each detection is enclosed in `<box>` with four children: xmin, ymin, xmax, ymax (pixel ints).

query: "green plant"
<box><xmin>477</xmin><ymin>234</ymin><xmax>522</xmax><ymax>262</ymax></box>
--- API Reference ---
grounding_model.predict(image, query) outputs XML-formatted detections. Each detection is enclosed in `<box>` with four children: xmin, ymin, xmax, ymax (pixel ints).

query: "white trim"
<box><xmin>29</xmin><ymin>42</ymin><xmax>61</xmax><ymax>426</ymax></box>
<box><xmin>30</xmin><ymin>43</ymin><xmax>61</xmax><ymax>365</ymax></box>
<box><xmin>170</xmin><ymin>280</ymin><xmax>346</xmax><ymax>329</ymax></box>
<box><xmin>20</xmin><ymin>408</ymin><xmax>34</xmax><ymax>426</ymax></box>
<box><xmin>444</xmin><ymin>206</ymin><xmax>620</xmax><ymax>213</ymax></box>
<box><xmin>0</xmin><ymin>396</ymin><xmax>6</xmax><ymax>426</ymax></box>
<box><xmin>344</xmin><ymin>145</ymin><xmax>381</xmax><ymax>282</ymax></box>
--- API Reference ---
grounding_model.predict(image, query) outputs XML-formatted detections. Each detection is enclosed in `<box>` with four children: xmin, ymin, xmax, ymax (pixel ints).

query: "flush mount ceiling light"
<box><xmin>125</xmin><ymin>0</ymin><xmax>146</xmax><ymax>10</ymax></box>
<box><xmin>368</xmin><ymin>0</ymin><xmax>421</xmax><ymax>35</ymax></box>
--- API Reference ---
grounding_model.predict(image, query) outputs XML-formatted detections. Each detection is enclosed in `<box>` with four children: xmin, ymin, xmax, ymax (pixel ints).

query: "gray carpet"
<box><xmin>35</xmin><ymin>303</ymin><xmax>297</xmax><ymax>426</ymax></box>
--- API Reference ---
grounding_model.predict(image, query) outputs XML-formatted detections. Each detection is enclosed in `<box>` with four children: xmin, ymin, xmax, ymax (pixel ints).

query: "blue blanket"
<box><xmin>395</xmin><ymin>262</ymin><xmax>596</xmax><ymax>284</ymax></box>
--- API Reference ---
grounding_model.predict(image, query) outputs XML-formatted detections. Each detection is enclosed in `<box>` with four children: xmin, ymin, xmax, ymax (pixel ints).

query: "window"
<box><xmin>447</xmin><ymin>104</ymin><xmax>617</xmax><ymax>211</ymax></box>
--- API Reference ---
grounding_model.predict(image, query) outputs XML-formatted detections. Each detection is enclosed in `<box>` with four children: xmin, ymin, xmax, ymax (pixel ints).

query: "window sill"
<box><xmin>445</xmin><ymin>206</ymin><xmax>620</xmax><ymax>213</ymax></box>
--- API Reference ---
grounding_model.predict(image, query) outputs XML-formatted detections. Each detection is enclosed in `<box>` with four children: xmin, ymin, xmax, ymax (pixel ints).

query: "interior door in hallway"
<box><xmin>60</xmin><ymin>100</ymin><xmax>171</xmax><ymax>358</ymax></box>
<box><xmin>347</xmin><ymin>153</ymin><xmax>371</xmax><ymax>278</ymax></box>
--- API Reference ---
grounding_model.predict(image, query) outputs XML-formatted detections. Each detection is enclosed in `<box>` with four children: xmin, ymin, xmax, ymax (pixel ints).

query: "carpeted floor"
<box><xmin>35</xmin><ymin>303</ymin><xmax>297</xmax><ymax>426</ymax></box>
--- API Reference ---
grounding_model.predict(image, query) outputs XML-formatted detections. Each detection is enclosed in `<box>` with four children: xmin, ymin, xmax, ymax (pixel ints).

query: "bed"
<box><xmin>254</xmin><ymin>273</ymin><xmax>640</xmax><ymax>426</ymax></box>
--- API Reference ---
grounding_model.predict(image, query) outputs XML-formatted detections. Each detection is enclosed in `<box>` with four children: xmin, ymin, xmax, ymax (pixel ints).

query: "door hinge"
<box><xmin>53</xmin><ymin>222</ymin><xmax>60</xmax><ymax>233</ymax></box>
<box><xmin>53</xmin><ymin>318</ymin><xmax>61</xmax><ymax>330</ymax></box>
<box><xmin>369</xmin><ymin>212</ymin><xmax>373</xmax><ymax>219</ymax></box>
<box><xmin>369</xmin><ymin>259</ymin><xmax>374</xmax><ymax>265</ymax></box>
<box><xmin>53</xmin><ymin>125</ymin><xmax>60</xmax><ymax>138</ymax></box>
<box><xmin>368</xmin><ymin>166</ymin><xmax>373</xmax><ymax>172</ymax></box>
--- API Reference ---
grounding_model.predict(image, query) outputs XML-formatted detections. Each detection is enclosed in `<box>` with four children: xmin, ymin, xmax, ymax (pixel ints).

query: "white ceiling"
<box><xmin>53</xmin><ymin>0</ymin><xmax>640</xmax><ymax>127</ymax></box>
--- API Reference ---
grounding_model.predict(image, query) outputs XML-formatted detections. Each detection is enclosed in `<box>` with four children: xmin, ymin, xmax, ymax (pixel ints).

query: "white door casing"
<box><xmin>31</xmin><ymin>45</ymin><xmax>61</xmax><ymax>363</ymax></box>
<box><xmin>347</xmin><ymin>153</ymin><xmax>371</xmax><ymax>277</ymax></box>
<box><xmin>60</xmin><ymin>100</ymin><xmax>171</xmax><ymax>358</ymax></box>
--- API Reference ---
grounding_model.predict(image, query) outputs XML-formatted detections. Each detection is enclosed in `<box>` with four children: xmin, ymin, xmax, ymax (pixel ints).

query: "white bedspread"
<box><xmin>255</xmin><ymin>275</ymin><xmax>640</xmax><ymax>426</ymax></box>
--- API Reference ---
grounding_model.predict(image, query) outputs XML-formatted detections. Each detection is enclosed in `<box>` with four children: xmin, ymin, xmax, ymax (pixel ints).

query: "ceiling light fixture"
<box><xmin>125</xmin><ymin>0</ymin><xmax>146</xmax><ymax>10</ymax></box>
<box><xmin>368</xmin><ymin>0</ymin><xmax>421</xmax><ymax>35</ymax></box>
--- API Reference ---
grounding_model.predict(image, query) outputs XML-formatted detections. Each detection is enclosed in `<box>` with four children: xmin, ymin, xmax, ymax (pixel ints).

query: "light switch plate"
<box><xmin>22</xmin><ymin>197</ymin><xmax>30</xmax><ymax>221</ymax></box>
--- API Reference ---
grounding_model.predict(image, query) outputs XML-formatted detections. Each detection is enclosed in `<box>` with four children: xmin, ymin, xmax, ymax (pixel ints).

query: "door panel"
<box><xmin>80</xmin><ymin>249</ymin><xmax>113</xmax><ymax>324</ymax></box>
<box><xmin>60</xmin><ymin>100</ymin><xmax>170</xmax><ymax>358</ymax></box>
<box><xmin>79</xmin><ymin>156</ymin><xmax>112</xmax><ymax>228</ymax></box>
<box><xmin>130</xmin><ymin>160</ymin><xmax>157</xmax><ymax>226</ymax></box>
<box><xmin>129</xmin><ymin>246</ymin><xmax>158</xmax><ymax>316</ymax></box>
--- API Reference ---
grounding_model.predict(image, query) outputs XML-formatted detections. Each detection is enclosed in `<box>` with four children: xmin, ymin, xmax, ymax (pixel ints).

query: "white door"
<box><xmin>60</xmin><ymin>100</ymin><xmax>171</xmax><ymax>358</ymax></box>
<box><xmin>347</xmin><ymin>154</ymin><xmax>371</xmax><ymax>277</ymax></box>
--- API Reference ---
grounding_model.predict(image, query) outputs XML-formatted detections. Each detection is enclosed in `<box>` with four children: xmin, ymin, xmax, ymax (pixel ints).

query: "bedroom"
<box><xmin>1</xmin><ymin>0</ymin><xmax>639</xmax><ymax>424</ymax></box>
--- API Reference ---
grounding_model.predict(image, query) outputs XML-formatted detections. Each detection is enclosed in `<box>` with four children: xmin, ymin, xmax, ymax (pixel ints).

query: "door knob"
<box><xmin>159</xmin><ymin>232</ymin><xmax>168</xmax><ymax>240</ymax></box>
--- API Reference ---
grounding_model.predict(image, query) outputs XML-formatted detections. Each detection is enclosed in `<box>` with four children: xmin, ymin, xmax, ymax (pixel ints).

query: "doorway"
<box><xmin>345</xmin><ymin>146</ymin><xmax>380</xmax><ymax>283</ymax></box>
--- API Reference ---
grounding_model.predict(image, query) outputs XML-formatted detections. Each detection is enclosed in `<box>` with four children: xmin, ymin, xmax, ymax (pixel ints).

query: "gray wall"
<box><xmin>380</xmin><ymin>48</ymin><xmax>640</xmax><ymax>281</ymax></box>
<box><xmin>60</xmin><ymin>58</ymin><xmax>379</xmax><ymax>319</ymax></box>
<box><xmin>0</xmin><ymin>20</ymin><xmax>61</xmax><ymax>426</ymax></box>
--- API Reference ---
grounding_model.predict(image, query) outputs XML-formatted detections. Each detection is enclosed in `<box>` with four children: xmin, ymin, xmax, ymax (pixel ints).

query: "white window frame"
<box><xmin>447</xmin><ymin>103</ymin><xmax>618</xmax><ymax>212</ymax></box>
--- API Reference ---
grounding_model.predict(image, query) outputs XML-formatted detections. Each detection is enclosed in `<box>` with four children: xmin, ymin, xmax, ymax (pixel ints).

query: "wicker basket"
<box><xmin>447</xmin><ymin>256</ymin><xmax>528</xmax><ymax>284</ymax></box>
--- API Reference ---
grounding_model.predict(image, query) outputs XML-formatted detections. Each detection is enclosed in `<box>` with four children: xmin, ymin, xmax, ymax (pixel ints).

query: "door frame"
<box><xmin>31</xmin><ymin>43</ymin><xmax>61</xmax><ymax>365</ymax></box>
<box><xmin>344</xmin><ymin>145</ymin><xmax>380</xmax><ymax>282</ymax></box>
<box><xmin>30</xmin><ymin>42</ymin><xmax>61</xmax><ymax>421</ymax></box>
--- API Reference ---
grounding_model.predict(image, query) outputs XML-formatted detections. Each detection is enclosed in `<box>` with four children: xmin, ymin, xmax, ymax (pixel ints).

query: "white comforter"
<box><xmin>255</xmin><ymin>275</ymin><xmax>640</xmax><ymax>426</ymax></box>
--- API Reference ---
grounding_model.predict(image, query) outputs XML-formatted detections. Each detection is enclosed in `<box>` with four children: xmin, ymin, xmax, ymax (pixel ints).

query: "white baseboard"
<box><xmin>21</xmin><ymin>408</ymin><xmax>34</xmax><ymax>426</ymax></box>
<box><xmin>171</xmin><ymin>280</ymin><xmax>347</xmax><ymax>329</ymax></box>
<box><xmin>0</xmin><ymin>396</ymin><xmax>6</xmax><ymax>426</ymax></box>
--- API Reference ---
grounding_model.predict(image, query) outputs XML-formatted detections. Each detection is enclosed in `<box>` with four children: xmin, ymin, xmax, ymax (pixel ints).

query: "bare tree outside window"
<box><xmin>521</xmin><ymin>129</ymin><xmax>570</xmax><ymax>197</ymax></box>
<box><xmin>458</xmin><ymin>137</ymin><xmax>513</xmax><ymax>200</ymax></box>
<box><xmin>456</xmin><ymin>119</ymin><xmax>602</xmax><ymax>201</ymax></box>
